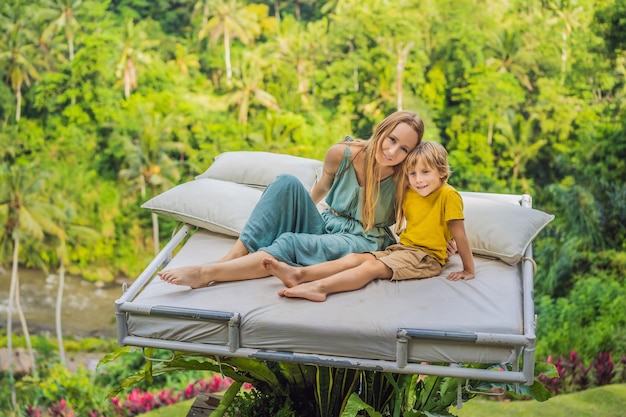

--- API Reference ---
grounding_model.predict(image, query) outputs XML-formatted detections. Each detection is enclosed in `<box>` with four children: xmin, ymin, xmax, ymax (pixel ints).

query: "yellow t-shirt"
<box><xmin>398</xmin><ymin>183</ymin><xmax>464</xmax><ymax>265</ymax></box>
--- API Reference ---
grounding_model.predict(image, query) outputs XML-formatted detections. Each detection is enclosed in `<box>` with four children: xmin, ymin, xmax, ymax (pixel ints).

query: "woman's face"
<box><xmin>376</xmin><ymin>122</ymin><xmax>420</xmax><ymax>167</ymax></box>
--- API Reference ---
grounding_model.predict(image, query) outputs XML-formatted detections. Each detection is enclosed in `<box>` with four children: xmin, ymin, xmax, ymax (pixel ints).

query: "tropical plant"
<box><xmin>484</xmin><ymin>28</ymin><xmax>536</xmax><ymax>91</ymax></box>
<box><xmin>100</xmin><ymin>348</ymin><xmax>555</xmax><ymax>416</ymax></box>
<box><xmin>0</xmin><ymin>1</ymin><xmax>43</xmax><ymax>121</ymax></box>
<box><xmin>272</xmin><ymin>15</ymin><xmax>325</xmax><ymax>108</ymax></box>
<box><xmin>538</xmin><ymin>350</ymin><xmax>626</xmax><ymax>395</ymax></box>
<box><xmin>40</xmin><ymin>0</ymin><xmax>84</xmax><ymax>61</ymax></box>
<box><xmin>196</xmin><ymin>0</ymin><xmax>265</xmax><ymax>83</ymax></box>
<box><xmin>116</xmin><ymin>101</ymin><xmax>184</xmax><ymax>254</ymax></box>
<box><xmin>493</xmin><ymin>109</ymin><xmax>547</xmax><ymax>192</ymax></box>
<box><xmin>115</xmin><ymin>18</ymin><xmax>159</xmax><ymax>99</ymax></box>
<box><xmin>222</xmin><ymin>43</ymin><xmax>279</xmax><ymax>130</ymax></box>
<box><xmin>0</xmin><ymin>162</ymin><xmax>64</xmax><ymax>406</ymax></box>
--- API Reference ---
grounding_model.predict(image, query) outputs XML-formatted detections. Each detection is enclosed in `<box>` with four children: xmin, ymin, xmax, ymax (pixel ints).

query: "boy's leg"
<box><xmin>264</xmin><ymin>252</ymin><xmax>374</xmax><ymax>287</ymax></box>
<box><xmin>279</xmin><ymin>258</ymin><xmax>391</xmax><ymax>301</ymax></box>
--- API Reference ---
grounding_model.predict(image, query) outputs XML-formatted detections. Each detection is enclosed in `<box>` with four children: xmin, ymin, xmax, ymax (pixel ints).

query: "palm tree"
<box><xmin>494</xmin><ymin>109</ymin><xmax>547</xmax><ymax>191</ymax></box>
<box><xmin>274</xmin><ymin>15</ymin><xmax>326</xmax><ymax>107</ymax></box>
<box><xmin>272</xmin><ymin>0</ymin><xmax>316</xmax><ymax>22</ymax></box>
<box><xmin>197</xmin><ymin>0</ymin><xmax>263</xmax><ymax>83</ymax></box>
<box><xmin>168</xmin><ymin>42</ymin><xmax>200</xmax><ymax>79</ymax></box>
<box><xmin>544</xmin><ymin>0</ymin><xmax>584</xmax><ymax>85</ymax></box>
<box><xmin>222</xmin><ymin>44</ymin><xmax>279</xmax><ymax>130</ymax></box>
<box><xmin>395</xmin><ymin>41</ymin><xmax>414</xmax><ymax>111</ymax></box>
<box><xmin>118</xmin><ymin>105</ymin><xmax>184</xmax><ymax>254</ymax></box>
<box><xmin>115</xmin><ymin>19</ymin><xmax>159</xmax><ymax>98</ymax></box>
<box><xmin>41</xmin><ymin>0</ymin><xmax>83</xmax><ymax>61</ymax></box>
<box><xmin>191</xmin><ymin>0</ymin><xmax>211</xmax><ymax>29</ymax></box>
<box><xmin>51</xmin><ymin>215</ymin><xmax>98</xmax><ymax>366</ymax></box>
<box><xmin>0</xmin><ymin>162</ymin><xmax>63</xmax><ymax>405</ymax></box>
<box><xmin>484</xmin><ymin>28</ymin><xmax>536</xmax><ymax>91</ymax></box>
<box><xmin>42</xmin><ymin>162</ymin><xmax>99</xmax><ymax>366</ymax></box>
<box><xmin>0</xmin><ymin>2</ymin><xmax>42</xmax><ymax>121</ymax></box>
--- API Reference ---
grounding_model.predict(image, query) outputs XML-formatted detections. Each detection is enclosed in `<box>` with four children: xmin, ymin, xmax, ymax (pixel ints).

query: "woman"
<box><xmin>158</xmin><ymin>110</ymin><xmax>424</xmax><ymax>288</ymax></box>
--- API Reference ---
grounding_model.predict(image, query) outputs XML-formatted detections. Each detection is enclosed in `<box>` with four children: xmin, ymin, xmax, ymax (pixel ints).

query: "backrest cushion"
<box><xmin>196</xmin><ymin>151</ymin><xmax>323</xmax><ymax>191</ymax></box>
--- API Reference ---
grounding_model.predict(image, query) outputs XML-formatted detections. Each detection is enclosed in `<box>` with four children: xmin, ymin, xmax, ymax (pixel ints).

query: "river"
<box><xmin>0</xmin><ymin>268</ymin><xmax>124</xmax><ymax>339</ymax></box>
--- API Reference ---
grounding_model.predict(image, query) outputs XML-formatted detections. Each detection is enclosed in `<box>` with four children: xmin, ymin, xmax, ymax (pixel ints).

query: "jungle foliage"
<box><xmin>1</xmin><ymin>0</ymin><xmax>625</xmax><ymax>408</ymax></box>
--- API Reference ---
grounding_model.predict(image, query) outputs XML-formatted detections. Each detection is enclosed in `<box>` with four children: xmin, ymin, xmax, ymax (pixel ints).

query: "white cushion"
<box><xmin>141</xmin><ymin>178</ymin><xmax>262</xmax><ymax>237</ymax></box>
<box><xmin>144</xmin><ymin>159</ymin><xmax>554</xmax><ymax>264</ymax></box>
<box><xmin>196</xmin><ymin>151</ymin><xmax>323</xmax><ymax>191</ymax></box>
<box><xmin>462</xmin><ymin>195</ymin><xmax>554</xmax><ymax>265</ymax></box>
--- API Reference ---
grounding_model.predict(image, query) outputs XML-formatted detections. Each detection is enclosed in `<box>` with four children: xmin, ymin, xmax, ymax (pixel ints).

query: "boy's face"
<box><xmin>406</xmin><ymin>159</ymin><xmax>445</xmax><ymax>197</ymax></box>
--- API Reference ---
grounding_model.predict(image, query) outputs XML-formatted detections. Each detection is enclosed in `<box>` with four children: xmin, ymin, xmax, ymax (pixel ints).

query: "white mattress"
<box><xmin>123</xmin><ymin>229</ymin><xmax>523</xmax><ymax>365</ymax></box>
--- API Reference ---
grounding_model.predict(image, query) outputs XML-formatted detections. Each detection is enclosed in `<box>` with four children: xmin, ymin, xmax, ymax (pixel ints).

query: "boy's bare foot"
<box><xmin>262</xmin><ymin>258</ymin><xmax>302</xmax><ymax>288</ymax></box>
<box><xmin>278</xmin><ymin>282</ymin><xmax>327</xmax><ymax>302</ymax></box>
<box><xmin>157</xmin><ymin>266</ymin><xmax>211</xmax><ymax>289</ymax></box>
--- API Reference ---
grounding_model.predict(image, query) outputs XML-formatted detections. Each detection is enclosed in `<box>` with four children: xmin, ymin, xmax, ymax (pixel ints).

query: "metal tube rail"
<box><xmin>120</xmin><ymin>335</ymin><xmax>530</xmax><ymax>384</ymax></box>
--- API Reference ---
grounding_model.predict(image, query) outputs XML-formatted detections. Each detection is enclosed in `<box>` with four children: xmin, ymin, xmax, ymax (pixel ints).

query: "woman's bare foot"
<box><xmin>278</xmin><ymin>282</ymin><xmax>327</xmax><ymax>302</ymax></box>
<box><xmin>157</xmin><ymin>266</ymin><xmax>212</xmax><ymax>289</ymax></box>
<box><xmin>262</xmin><ymin>258</ymin><xmax>303</xmax><ymax>288</ymax></box>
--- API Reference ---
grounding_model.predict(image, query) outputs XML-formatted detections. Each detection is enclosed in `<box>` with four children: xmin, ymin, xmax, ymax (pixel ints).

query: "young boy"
<box><xmin>263</xmin><ymin>141</ymin><xmax>475</xmax><ymax>302</ymax></box>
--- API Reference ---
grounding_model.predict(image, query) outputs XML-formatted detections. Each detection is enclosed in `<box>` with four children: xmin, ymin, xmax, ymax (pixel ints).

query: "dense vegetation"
<box><xmin>1</xmin><ymin>0</ymin><xmax>625</xmax><ymax>414</ymax></box>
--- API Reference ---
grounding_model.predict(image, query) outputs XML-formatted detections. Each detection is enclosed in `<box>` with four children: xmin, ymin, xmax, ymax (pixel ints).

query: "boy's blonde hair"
<box><xmin>394</xmin><ymin>141</ymin><xmax>451</xmax><ymax>233</ymax></box>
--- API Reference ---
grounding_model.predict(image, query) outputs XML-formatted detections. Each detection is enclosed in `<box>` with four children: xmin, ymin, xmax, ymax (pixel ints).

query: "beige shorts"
<box><xmin>371</xmin><ymin>244</ymin><xmax>443</xmax><ymax>281</ymax></box>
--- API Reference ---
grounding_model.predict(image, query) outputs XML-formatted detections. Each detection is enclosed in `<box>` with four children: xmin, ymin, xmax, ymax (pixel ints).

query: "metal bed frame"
<box><xmin>116</xmin><ymin>198</ymin><xmax>537</xmax><ymax>386</ymax></box>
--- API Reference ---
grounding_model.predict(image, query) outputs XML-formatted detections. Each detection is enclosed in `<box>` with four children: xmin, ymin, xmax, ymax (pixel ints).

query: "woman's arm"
<box><xmin>309</xmin><ymin>143</ymin><xmax>346</xmax><ymax>204</ymax></box>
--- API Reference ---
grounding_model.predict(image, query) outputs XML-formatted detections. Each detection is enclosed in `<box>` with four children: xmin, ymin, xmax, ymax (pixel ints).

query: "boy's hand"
<box><xmin>447</xmin><ymin>270</ymin><xmax>474</xmax><ymax>281</ymax></box>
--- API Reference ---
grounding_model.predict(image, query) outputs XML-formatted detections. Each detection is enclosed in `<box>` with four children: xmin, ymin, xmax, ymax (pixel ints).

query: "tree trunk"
<box><xmin>224</xmin><ymin>26</ymin><xmax>232</xmax><ymax>82</ymax></box>
<box><xmin>396</xmin><ymin>42</ymin><xmax>414</xmax><ymax>111</ymax></box>
<box><xmin>152</xmin><ymin>212</ymin><xmax>160</xmax><ymax>255</ymax></box>
<box><xmin>15</xmin><ymin>86</ymin><xmax>22</xmax><ymax>122</ymax></box>
<box><xmin>7</xmin><ymin>232</ymin><xmax>19</xmax><ymax>408</ymax></box>
<box><xmin>56</xmin><ymin>261</ymin><xmax>67</xmax><ymax>366</ymax></box>
<box><xmin>14</xmin><ymin>274</ymin><xmax>36</xmax><ymax>377</ymax></box>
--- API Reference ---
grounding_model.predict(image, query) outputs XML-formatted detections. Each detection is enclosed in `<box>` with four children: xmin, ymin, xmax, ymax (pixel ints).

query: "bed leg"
<box><xmin>228</xmin><ymin>313</ymin><xmax>241</xmax><ymax>353</ymax></box>
<box><xmin>396</xmin><ymin>331</ymin><xmax>409</xmax><ymax>368</ymax></box>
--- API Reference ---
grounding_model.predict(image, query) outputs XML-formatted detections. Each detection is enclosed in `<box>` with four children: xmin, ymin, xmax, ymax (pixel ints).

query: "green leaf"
<box><xmin>223</xmin><ymin>358</ymin><xmax>281</xmax><ymax>387</ymax></box>
<box><xmin>106</xmin><ymin>371</ymin><xmax>149</xmax><ymax>398</ymax></box>
<box><xmin>341</xmin><ymin>392</ymin><xmax>383</xmax><ymax>417</ymax></box>
<box><xmin>510</xmin><ymin>380</ymin><xmax>553</xmax><ymax>402</ymax></box>
<box><xmin>97</xmin><ymin>345</ymin><xmax>134</xmax><ymax>369</ymax></box>
<box><xmin>534</xmin><ymin>361</ymin><xmax>559</xmax><ymax>378</ymax></box>
<box><xmin>211</xmin><ymin>380</ymin><xmax>244</xmax><ymax>417</ymax></box>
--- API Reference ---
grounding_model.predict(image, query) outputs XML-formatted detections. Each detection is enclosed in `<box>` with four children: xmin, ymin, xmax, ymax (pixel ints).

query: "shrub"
<box><xmin>110</xmin><ymin>376</ymin><xmax>235</xmax><ymax>416</ymax></box>
<box><xmin>538</xmin><ymin>351</ymin><xmax>626</xmax><ymax>395</ymax></box>
<box><xmin>536</xmin><ymin>275</ymin><xmax>626</xmax><ymax>362</ymax></box>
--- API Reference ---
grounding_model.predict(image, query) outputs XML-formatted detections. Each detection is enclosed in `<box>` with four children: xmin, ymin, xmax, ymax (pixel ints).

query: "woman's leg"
<box><xmin>158</xmin><ymin>250</ymin><xmax>274</xmax><ymax>288</ymax></box>
<box><xmin>263</xmin><ymin>253</ymin><xmax>374</xmax><ymax>287</ymax></box>
<box><xmin>277</xmin><ymin>258</ymin><xmax>392</xmax><ymax>302</ymax></box>
<box><xmin>217</xmin><ymin>239</ymin><xmax>249</xmax><ymax>263</ymax></box>
<box><xmin>240</xmin><ymin>175</ymin><xmax>325</xmax><ymax>255</ymax></box>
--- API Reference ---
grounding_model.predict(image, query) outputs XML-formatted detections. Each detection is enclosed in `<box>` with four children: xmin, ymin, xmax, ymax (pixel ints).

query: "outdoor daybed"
<box><xmin>115</xmin><ymin>151</ymin><xmax>554</xmax><ymax>387</ymax></box>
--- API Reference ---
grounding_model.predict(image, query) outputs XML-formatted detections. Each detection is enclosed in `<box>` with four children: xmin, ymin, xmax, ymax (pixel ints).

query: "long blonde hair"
<box><xmin>351</xmin><ymin>111</ymin><xmax>425</xmax><ymax>231</ymax></box>
<box><xmin>394</xmin><ymin>141</ymin><xmax>450</xmax><ymax>233</ymax></box>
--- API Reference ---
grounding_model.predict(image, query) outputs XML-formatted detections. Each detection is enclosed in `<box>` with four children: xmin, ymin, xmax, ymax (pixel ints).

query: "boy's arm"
<box><xmin>447</xmin><ymin>219</ymin><xmax>475</xmax><ymax>281</ymax></box>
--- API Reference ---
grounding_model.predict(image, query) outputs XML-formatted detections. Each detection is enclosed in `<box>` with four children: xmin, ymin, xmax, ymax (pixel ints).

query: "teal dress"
<box><xmin>240</xmin><ymin>146</ymin><xmax>398</xmax><ymax>266</ymax></box>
